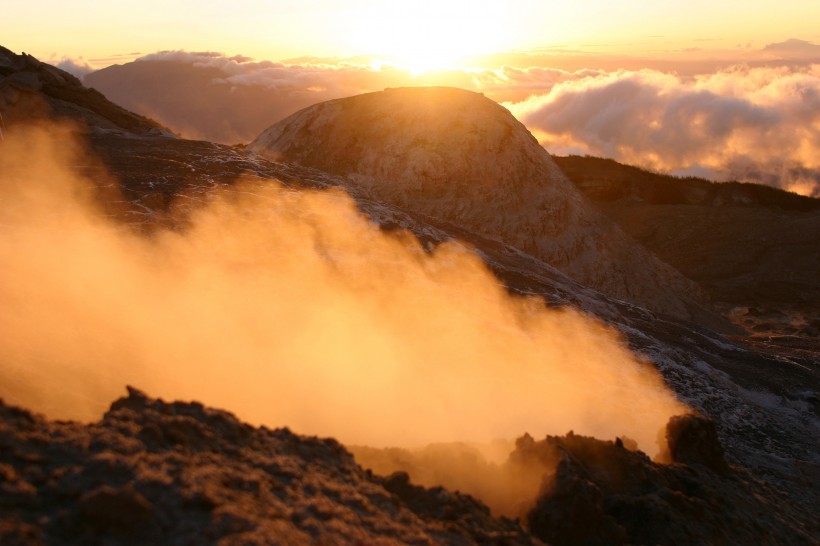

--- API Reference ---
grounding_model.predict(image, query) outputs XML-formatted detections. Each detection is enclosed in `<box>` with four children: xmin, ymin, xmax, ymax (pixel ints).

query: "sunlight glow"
<box><xmin>348</xmin><ymin>1</ymin><xmax>510</xmax><ymax>74</ymax></box>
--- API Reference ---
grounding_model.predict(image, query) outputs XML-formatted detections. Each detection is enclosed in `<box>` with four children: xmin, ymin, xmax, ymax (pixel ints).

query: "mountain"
<box><xmin>82</xmin><ymin>88</ymin><xmax>818</xmax><ymax>520</ymax></box>
<box><xmin>556</xmin><ymin>155</ymin><xmax>820</xmax><ymax>352</ymax></box>
<box><xmin>0</xmin><ymin>46</ymin><xmax>169</xmax><ymax>136</ymax></box>
<box><xmin>83</xmin><ymin>55</ymin><xmax>349</xmax><ymax>144</ymax></box>
<box><xmin>2</xmin><ymin>48</ymin><xmax>818</xmax><ymax>543</ymax></box>
<box><xmin>249</xmin><ymin>87</ymin><xmax>714</xmax><ymax>324</ymax></box>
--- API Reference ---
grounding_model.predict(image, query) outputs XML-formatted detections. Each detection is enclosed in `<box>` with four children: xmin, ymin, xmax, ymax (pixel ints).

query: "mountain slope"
<box><xmin>0</xmin><ymin>46</ymin><xmax>170</xmax><ymax>136</ymax></box>
<box><xmin>249</xmin><ymin>87</ymin><xmax>714</xmax><ymax>324</ymax></box>
<box><xmin>556</xmin><ymin>155</ymin><xmax>820</xmax><ymax>347</ymax></box>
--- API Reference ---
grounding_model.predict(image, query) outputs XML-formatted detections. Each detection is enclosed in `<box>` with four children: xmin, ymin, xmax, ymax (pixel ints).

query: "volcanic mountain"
<box><xmin>249</xmin><ymin>87</ymin><xmax>712</xmax><ymax>323</ymax></box>
<box><xmin>1</xmin><ymin>47</ymin><xmax>818</xmax><ymax>544</ymax></box>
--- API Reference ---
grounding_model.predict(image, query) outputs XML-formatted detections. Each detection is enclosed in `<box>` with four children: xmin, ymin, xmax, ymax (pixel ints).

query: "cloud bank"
<box><xmin>84</xmin><ymin>51</ymin><xmax>424</xmax><ymax>143</ymax></box>
<box><xmin>505</xmin><ymin>64</ymin><xmax>820</xmax><ymax>196</ymax></box>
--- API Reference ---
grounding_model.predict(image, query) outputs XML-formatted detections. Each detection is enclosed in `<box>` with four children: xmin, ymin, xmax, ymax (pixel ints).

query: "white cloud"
<box><xmin>506</xmin><ymin>65</ymin><xmax>820</xmax><ymax>196</ymax></box>
<box><xmin>46</xmin><ymin>55</ymin><xmax>95</xmax><ymax>78</ymax></box>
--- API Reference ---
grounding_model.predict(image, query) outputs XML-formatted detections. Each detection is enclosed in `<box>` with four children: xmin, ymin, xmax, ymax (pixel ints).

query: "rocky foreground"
<box><xmin>1</xmin><ymin>389</ymin><xmax>813</xmax><ymax>545</ymax></box>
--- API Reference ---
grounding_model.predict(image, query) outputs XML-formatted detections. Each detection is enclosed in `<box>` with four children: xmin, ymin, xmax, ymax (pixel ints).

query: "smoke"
<box><xmin>506</xmin><ymin>64</ymin><xmax>820</xmax><ymax>196</ymax></box>
<box><xmin>350</xmin><ymin>439</ymin><xmax>557</xmax><ymax>517</ymax></box>
<box><xmin>0</xmin><ymin>123</ymin><xmax>688</xmax><ymax>458</ymax></box>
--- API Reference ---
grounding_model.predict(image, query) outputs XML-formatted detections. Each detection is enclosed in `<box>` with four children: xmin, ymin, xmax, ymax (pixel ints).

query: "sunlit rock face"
<box><xmin>250</xmin><ymin>87</ymin><xmax>708</xmax><ymax>321</ymax></box>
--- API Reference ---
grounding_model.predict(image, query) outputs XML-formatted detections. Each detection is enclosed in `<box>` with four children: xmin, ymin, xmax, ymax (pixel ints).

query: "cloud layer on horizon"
<box><xmin>506</xmin><ymin>65</ymin><xmax>820</xmax><ymax>196</ymax></box>
<box><xmin>81</xmin><ymin>46</ymin><xmax>820</xmax><ymax>196</ymax></box>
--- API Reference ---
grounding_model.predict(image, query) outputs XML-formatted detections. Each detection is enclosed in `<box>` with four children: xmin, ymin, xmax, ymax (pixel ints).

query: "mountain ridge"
<box><xmin>0</xmin><ymin>46</ymin><xmax>171</xmax><ymax>137</ymax></box>
<box><xmin>250</xmin><ymin>87</ymin><xmax>714</xmax><ymax>323</ymax></box>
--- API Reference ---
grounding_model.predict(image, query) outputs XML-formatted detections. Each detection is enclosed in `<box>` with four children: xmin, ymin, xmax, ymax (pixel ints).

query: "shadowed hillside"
<box><xmin>556</xmin><ymin>155</ymin><xmax>820</xmax><ymax>348</ymax></box>
<box><xmin>0</xmin><ymin>46</ymin><xmax>170</xmax><ymax>136</ymax></box>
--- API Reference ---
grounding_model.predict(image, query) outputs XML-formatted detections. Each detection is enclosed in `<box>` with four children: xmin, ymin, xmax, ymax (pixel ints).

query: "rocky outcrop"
<box><xmin>249</xmin><ymin>87</ymin><xmax>711</xmax><ymax>321</ymax></box>
<box><xmin>3</xmin><ymin>389</ymin><xmax>812</xmax><ymax>545</ymax></box>
<box><xmin>0</xmin><ymin>46</ymin><xmax>170</xmax><ymax>136</ymax></box>
<box><xmin>519</xmin><ymin>418</ymin><xmax>813</xmax><ymax>546</ymax></box>
<box><xmin>0</xmin><ymin>388</ymin><xmax>538</xmax><ymax>545</ymax></box>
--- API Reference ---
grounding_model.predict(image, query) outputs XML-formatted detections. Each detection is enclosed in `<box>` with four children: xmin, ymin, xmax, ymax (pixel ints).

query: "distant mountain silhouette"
<box><xmin>84</xmin><ymin>56</ymin><xmax>347</xmax><ymax>143</ymax></box>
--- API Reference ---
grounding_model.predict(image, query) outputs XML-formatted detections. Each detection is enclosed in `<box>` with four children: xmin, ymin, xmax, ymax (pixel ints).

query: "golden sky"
<box><xmin>5</xmin><ymin>0</ymin><xmax>820</xmax><ymax>70</ymax></box>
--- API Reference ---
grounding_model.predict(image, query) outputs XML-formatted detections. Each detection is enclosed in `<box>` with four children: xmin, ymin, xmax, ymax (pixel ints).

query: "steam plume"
<box><xmin>0</xmin><ymin>124</ymin><xmax>688</xmax><ymax>453</ymax></box>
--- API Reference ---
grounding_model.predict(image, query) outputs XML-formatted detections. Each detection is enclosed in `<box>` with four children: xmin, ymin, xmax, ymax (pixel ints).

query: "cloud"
<box><xmin>85</xmin><ymin>50</ymin><xmax>610</xmax><ymax>140</ymax></box>
<box><xmin>506</xmin><ymin>64</ymin><xmax>820</xmax><ymax>196</ymax></box>
<box><xmin>46</xmin><ymin>55</ymin><xmax>95</xmax><ymax>78</ymax></box>
<box><xmin>0</xmin><ymin>123</ymin><xmax>688</xmax><ymax>455</ymax></box>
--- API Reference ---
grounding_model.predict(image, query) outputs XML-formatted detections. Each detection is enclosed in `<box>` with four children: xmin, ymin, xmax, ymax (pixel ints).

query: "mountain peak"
<box><xmin>250</xmin><ymin>87</ymin><xmax>712</xmax><ymax>321</ymax></box>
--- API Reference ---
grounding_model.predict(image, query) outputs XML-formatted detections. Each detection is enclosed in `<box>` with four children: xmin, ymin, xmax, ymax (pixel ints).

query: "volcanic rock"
<box><xmin>519</xmin><ymin>426</ymin><xmax>813</xmax><ymax>546</ymax></box>
<box><xmin>0</xmin><ymin>388</ymin><xmax>539</xmax><ymax>545</ymax></box>
<box><xmin>0</xmin><ymin>46</ymin><xmax>170</xmax><ymax>136</ymax></box>
<box><xmin>663</xmin><ymin>413</ymin><xmax>729</xmax><ymax>473</ymax></box>
<box><xmin>249</xmin><ymin>87</ymin><xmax>713</xmax><ymax>322</ymax></box>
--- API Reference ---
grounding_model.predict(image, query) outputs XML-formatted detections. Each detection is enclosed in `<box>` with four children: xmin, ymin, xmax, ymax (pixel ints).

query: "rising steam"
<box><xmin>0</xmin><ymin>124</ymin><xmax>688</xmax><ymax>456</ymax></box>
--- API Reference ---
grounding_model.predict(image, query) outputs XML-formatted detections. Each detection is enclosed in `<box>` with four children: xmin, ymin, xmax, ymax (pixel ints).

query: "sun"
<box><xmin>348</xmin><ymin>1</ymin><xmax>510</xmax><ymax>74</ymax></box>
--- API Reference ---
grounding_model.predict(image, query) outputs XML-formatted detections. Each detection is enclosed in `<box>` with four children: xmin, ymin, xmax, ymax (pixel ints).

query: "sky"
<box><xmin>5</xmin><ymin>0</ymin><xmax>820</xmax><ymax>70</ymax></box>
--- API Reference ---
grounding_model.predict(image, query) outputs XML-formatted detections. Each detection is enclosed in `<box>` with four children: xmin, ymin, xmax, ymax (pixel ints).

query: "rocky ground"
<box><xmin>1</xmin><ymin>389</ymin><xmax>815</xmax><ymax>546</ymax></box>
<box><xmin>0</xmin><ymin>388</ymin><xmax>540</xmax><ymax>545</ymax></box>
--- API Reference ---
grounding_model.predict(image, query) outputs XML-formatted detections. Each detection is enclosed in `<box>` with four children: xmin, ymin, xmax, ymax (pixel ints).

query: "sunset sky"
<box><xmin>6</xmin><ymin>0</ymin><xmax>820</xmax><ymax>70</ymax></box>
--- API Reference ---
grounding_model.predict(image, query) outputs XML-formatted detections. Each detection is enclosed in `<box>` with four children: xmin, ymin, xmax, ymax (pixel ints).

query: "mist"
<box><xmin>0</xmin><ymin>124</ymin><xmax>688</xmax><ymax>456</ymax></box>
